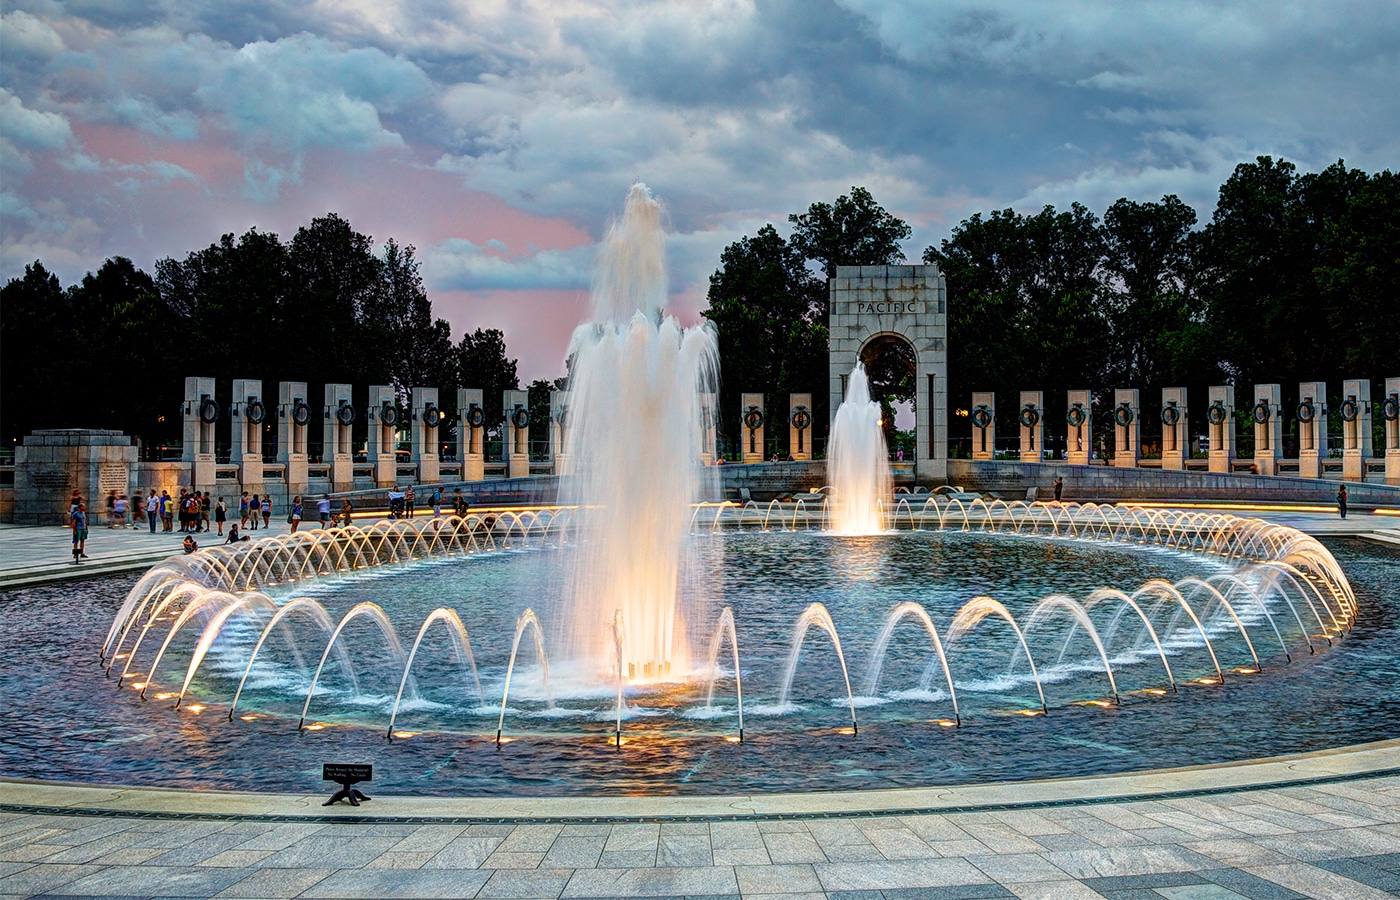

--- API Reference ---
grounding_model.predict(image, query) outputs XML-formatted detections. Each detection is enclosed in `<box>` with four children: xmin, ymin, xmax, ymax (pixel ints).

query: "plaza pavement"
<box><xmin>1</xmin><ymin>504</ymin><xmax>1398</xmax><ymax>898</ymax></box>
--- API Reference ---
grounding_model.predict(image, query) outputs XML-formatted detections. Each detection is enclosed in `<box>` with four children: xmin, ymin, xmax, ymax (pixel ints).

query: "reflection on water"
<box><xmin>1</xmin><ymin>534</ymin><xmax>1395</xmax><ymax>797</ymax></box>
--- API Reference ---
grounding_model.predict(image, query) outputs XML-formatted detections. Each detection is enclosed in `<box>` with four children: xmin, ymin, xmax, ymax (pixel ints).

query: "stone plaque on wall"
<box><xmin>99</xmin><ymin>464</ymin><xmax>128</xmax><ymax>497</ymax></box>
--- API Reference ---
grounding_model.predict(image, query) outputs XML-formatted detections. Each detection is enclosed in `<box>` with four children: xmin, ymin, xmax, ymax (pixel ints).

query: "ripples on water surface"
<box><xmin>2</xmin><ymin>532</ymin><xmax>1395</xmax><ymax>796</ymax></box>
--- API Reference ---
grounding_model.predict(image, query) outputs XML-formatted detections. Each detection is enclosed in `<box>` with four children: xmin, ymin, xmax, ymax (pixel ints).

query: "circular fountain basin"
<box><xmin>3</xmin><ymin>507</ymin><xmax>1397</xmax><ymax>797</ymax></box>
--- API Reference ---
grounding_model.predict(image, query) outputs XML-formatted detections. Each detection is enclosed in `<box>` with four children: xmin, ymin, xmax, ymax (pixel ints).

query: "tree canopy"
<box><xmin>1</xmin><ymin>214</ymin><xmax>518</xmax><ymax>450</ymax></box>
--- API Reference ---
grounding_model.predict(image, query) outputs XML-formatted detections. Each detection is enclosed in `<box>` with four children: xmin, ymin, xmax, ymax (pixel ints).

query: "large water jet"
<box><xmin>560</xmin><ymin>184</ymin><xmax>718</xmax><ymax>679</ymax></box>
<box><xmin>828</xmin><ymin>363</ymin><xmax>892</xmax><ymax>534</ymax></box>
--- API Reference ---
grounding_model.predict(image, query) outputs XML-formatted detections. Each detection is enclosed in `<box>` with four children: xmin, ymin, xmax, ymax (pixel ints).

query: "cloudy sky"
<box><xmin>3</xmin><ymin>0</ymin><xmax>1397</xmax><ymax>380</ymax></box>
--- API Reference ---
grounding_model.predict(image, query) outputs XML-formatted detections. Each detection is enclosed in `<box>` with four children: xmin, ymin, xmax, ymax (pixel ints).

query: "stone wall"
<box><xmin>13</xmin><ymin>429</ymin><xmax>138</xmax><ymax>525</ymax></box>
<box><xmin>947</xmin><ymin>460</ymin><xmax>1400</xmax><ymax>507</ymax></box>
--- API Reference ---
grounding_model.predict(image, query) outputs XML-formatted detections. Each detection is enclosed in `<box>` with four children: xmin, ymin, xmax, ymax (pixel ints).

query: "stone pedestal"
<box><xmin>181</xmin><ymin>376</ymin><xmax>218</xmax><ymax>492</ymax></box>
<box><xmin>278</xmin><ymin>381</ymin><xmax>310</xmax><ymax>495</ymax></box>
<box><xmin>741</xmin><ymin>392</ymin><xmax>765</xmax><ymax>463</ymax></box>
<box><xmin>1066</xmin><ymin>390</ymin><xmax>1092</xmax><ymax>466</ymax></box>
<box><xmin>1207</xmin><ymin>385</ymin><xmax>1236</xmax><ymax>474</ymax></box>
<box><xmin>504</xmin><ymin>389</ymin><xmax>530</xmax><ymax>479</ymax></box>
<box><xmin>970</xmin><ymin>391</ymin><xmax>995</xmax><ymax>461</ymax></box>
<box><xmin>231</xmin><ymin>379</ymin><xmax>265</xmax><ymax>493</ymax></box>
<box><xmin>789</xmin><ymin>393</ymin><xmax>813</xmax><ymax>461</ymax></box>
<box><xmin>368</xmin><ymin>385</ymin><xmax>398</xmax><ymax>488</ymax></box>
<box><xmin>411</xmin><ymin>387</ymin><xmax>440</xmax><ymax>484</ymax></box>
<box><xmin>551</xmin><ymin>390</ymin><xmax>572</xmax><ymax>476</ymax></box>
<box><xmin>325</xmin><ymin>383</ymin><xmax>355</xmax><ymax>491</ymax></box>
<box><xmin>1296</xmin><ymin>381</ymin><xmax>1327</xmax><ymax>479</ymax></box>
<box><xmin>457</xmin><ymin>388</ymin><xmax>485</xmax><ymax>482</ymax></box>
<box><xmin>1341</xmin><ymin>379</ymin><xmax>1372</xmax><ymax>482</ymax></box>
<box><xmin>1017</xmin><ymin>391</ymin><xmax>1043</xmax><ymax>464</ymax></box>
<box><xmin>1252</xmin><ymin>384</ymin><xmax>1281</xmax><ymax>476</ymax></box>
<box><xmin>15</xmin><ymin>429</ymin><xmax>137</xmax><ymax>525</ymax></box>
<box><xmin>1385</xmin><ymin>377</ymin><xmax>1400</xmax><ymax>486</ymax></box>
<box><xmin>1161</xmin><ymin>387</ymin><xmax>1188</xmax><ymax>470</ymax></box>
<box><xmin>1112</xmin><ymin>389</ymin><xmax>1140</xmax><ymax>468</ymax></box>
<box><xmin>698</xmin><ymin>392</ymin><xmax>717</xmax><ymax>466</ymax></box>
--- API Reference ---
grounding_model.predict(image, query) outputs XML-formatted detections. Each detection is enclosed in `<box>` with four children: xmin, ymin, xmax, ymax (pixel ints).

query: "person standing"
<box><xmin>452</xmin><ymin>488</ymin><xmax>466</xmax><ymax>519</ymax></box>
<box><xmin>290</xmin><ymin>496</ymin><xmax>303</xmax><ymax>533</ymax></box>
<box><xmin>317</xmin><ymin>495</ymin><xmax>331</xmax><ymax>528</ymax></box>
<box><xmin>1338</xmin><ymin>484</ymin><xmax>1348</xmax><ymax>519</ymax></box>
<box><xmin>200</xmin><ymin>492</ymin><xmax>211</xmax><ymax>533</ymax></box>
<box><xmin>431</xmin><ymin>486</ymin><xmax>443</xmax><ymax>517</ymax></box>
<box><xmin>247</xmin><ymin>493</ymin><xmax>259</xmax><ymax>530</ymax></box>
<box><xmin>240</xmin><ymin>491</ymin><xmax>251</xmax><ymax>529</ymax></box>
<box><xmin>146</xmin><ymin>492</ymin><xmax>159</xmax><ymax>533</ymax></box>
<box><xmin>340</xmin><ymin>498</ymin><xmax>354</xmax><ymax>526</ymax></box>
<box><xmin>71</xmin><ymin>502</ymin><xmax>88</xmax><ymax>563</ymax></box>
<box><xmin>261</xmin><ymin>494</ymin><xmax>272</xmax><ymax>529</ymax></box>
<box><xmin>215</xmin><ymin>497</ymin><xmax>227</xmax><ymax>535</ymax></box>
<box><xmin>1053</xmin><ymin>476</ymin><xmax>1064</xmax><ymax>502</ymax></box>
<box><xmin>160</xmin><ymin>490</ymin><xmax>173</xmax><ymax>532</ymax></box>
<box><xmin>404</xmin><ymin>485</ymin><xmax>416</xmax><ymax>518</ymax></box>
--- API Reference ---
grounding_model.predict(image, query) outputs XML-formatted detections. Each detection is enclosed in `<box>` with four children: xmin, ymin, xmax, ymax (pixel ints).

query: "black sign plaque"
<box><xmin>321</xmin><ymin>763</ymin><xmax>372</xmax><ymax>807</ymax></box>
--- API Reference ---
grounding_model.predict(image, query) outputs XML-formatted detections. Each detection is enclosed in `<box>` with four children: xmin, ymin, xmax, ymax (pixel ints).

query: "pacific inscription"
<box><xmin>857</xmin><ymin>301</ymin><xmax>919</xmax><ymax>315</ymax></box>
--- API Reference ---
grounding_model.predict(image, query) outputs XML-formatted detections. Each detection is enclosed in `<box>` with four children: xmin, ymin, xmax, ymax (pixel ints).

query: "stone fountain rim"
<box><xmin>3</xmin><ymin>737</ymin><xmax>1396</xmax><ymax>824</ymax></box>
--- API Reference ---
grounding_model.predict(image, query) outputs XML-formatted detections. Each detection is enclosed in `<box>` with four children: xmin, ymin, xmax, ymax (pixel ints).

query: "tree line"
<box><xmin>1</xmin><ymin>214</ymin><xmax>526</xmax><ymax>452</ymax></box>
<box><xmin>704</xmin><ymin>157</ymin><xmax>1399</xmax><ymax>454</ymax></box>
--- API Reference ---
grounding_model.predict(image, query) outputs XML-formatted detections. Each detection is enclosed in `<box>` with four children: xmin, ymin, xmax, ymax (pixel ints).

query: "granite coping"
<box><xmin>3</xmin><ymin>739</ymin><xmax>1397</xmax><ymax>825</ymax></box>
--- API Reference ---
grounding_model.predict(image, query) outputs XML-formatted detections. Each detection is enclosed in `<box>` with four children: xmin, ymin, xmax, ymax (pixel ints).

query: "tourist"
<box><xmin>1338</xmin><ymin>484</ymin><xmax>1348</xmax><ymax>520</ymax></box>
<box><xmin>290</xmin><ymin>496</ymin><xmax>303</xmax><ymax>533</ymax></box>
<box><xmin>1053</xmin><ymin>476</ymin><xmax>1063</xmax><ymax>502</ymax></box>
<box><xmin>132</xmin><ymin>491</ymin><xmax>145</xmax><ymax>528</ymax></box>
<box><xmin>405</xmin><ymin>485</ymin><xmax>416</xmax><ymax>518</ymax></box>
<box><xmin>317</xmin><ymin>495</ymin><xmax>331</xmax><ymax>527</ymax></box>
<box><xmin>453</xmin><ymin>488</ymin><xmax>467</xmax><ymax>518</ymax></box>
<box><xmin>160</xmin><ymin>490</ymin><xmax>173</xmax><ymax>532</ymax></box>
<box><xmin>261</xmin><ymin>494</ymin><xmax>272</xmax><ymax>529</ymax></box>
<box><xmin>182</xmin><ymin>534</ymin><xmax>198</xmax><ymax>554</ymax></box>
<box><xmin>225</xmin><ymin>524</ymin><xmax>248</xmax><ymax>543</ymax></box>
<box><xmin>200</xmin><ymin>491</ymin><xmax>211</xmax><ymax>532</ymax></box>
<box><xmin>105</xmin><ymin>491</ymin><xmax>116</xmax><ymax>527</ymax></box>
<box><xmin>239</xmin><ymin>491</ymin><xmax>251</xmax><ymax>528</ymax></box>
<box><xmin>146</xmin><ymin>492</ymin><xmax>159</xmax><ymax>533</ymax></box>
<box><xmin>387</xmin><ymin>487</ymin><xmax>404</xmax><ymax>518</ymax></box>
<box><xmin>431</xmin><ymin>486</ymin><xmax>443</xmax><ymax>517</ymax></box>
<box><xmin>70</xmin><ymin>502</ymin><xmax>88</xmax><ymax>563</ymax></box>
<box><xmin>215</xmin><ymin>497</ymin><xmax>227</xmax><ymax>535</ymax></box>
<box><xmin>340</xmin><ymin>498</ymin><xmax>354</xmax><ymax>526</ymax></box>
<box><xmin>112</xmin><ymin>493</ymin><xmax>128</xmax><ymax>528</ymax></box>
<box><xmin>247</xmin><ymin>493</ymin><xmax>259</xmax><ymax>530</ymax></box>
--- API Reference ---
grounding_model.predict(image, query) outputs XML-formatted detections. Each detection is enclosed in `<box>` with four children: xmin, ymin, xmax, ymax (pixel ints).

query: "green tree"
<box><xmin>1</xmin><ymin>262</ymin><xmax>71</xmax><ymax>443</ymax></box>
<box><xmin>364</xmin><ymin>239</ymin><xmax>455</xmax><ymax>398</ymax></box>
<box><xmin>789</xmin><ymin>186</ymin><xmax>912</xmax><ymax>278</ymax></box>
<box><xmin>454</xmin><ymin>328</ymin><xmax>519</xmax><ymax>436</ymax></box>
<box><xmin>702</xmin><ymin>224</ymin><xmax>827</xmax><ymax>452</ymax></box>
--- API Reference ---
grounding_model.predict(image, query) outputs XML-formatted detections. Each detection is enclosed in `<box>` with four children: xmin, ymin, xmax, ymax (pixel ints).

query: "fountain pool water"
<box><xmin>827</xmin><ymin>363</ymin><xmax>892</xmax><ymax>535</ymax></box>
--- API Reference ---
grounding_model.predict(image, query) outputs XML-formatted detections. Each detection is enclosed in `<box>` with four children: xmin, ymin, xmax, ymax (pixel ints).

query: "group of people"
<box><xmin>387</xmin><ymin>485</ymin><xmax>471</xmax><ymax>519</ymax></box>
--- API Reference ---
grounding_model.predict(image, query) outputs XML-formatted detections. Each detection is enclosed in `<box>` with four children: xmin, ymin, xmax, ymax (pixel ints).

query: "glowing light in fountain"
<box><xmin>828</xmin><ymin>363</ymin><xmax>892</xmax><ymax>535</ymax></box>
<box><xmin>560</xmin><ymin>184</ymin><xmax>718</xmax><ymax>681</ymax></box>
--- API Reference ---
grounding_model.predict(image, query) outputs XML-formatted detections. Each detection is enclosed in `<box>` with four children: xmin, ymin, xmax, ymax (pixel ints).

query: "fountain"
<box><xmin>828</xmin><ymin>363</ymin><xmax>893</xmax><ymax>534</ymax></box>
<box><xmin>559</xmin><ymin>183</ymin><xmax>718</xmax><ymax>680</ymax></box>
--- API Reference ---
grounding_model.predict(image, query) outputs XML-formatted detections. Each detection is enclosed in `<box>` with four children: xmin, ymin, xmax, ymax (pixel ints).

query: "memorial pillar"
<box><xmin>1341</xmin><ymin>379</ymin><xmax>1372</xmax><ymax>482</ymax></box>
<box><xmin>1251</xmin><ymin>384</ymin><xmax>1282</xmax><ymax>476</ymax></box>
<box><xmin>1066</xmin><ymin>390</ymin><xmax>1092</xmax><ymax>466</ymax></box>
<box><xmin>788</xmin><ymin>393</ymin><xmax>813</xmax><ymax>461</ymax></box>
<box><xmin>1296</xmin><ymin>381</ymin><xmax>1327</xmax><ymax>479</ymax></box>
<box><xmin>278</xmin><ymin>381</ymin><xmax>310</xmax><ymax>494</ymax></box>
<box><xmin>1383</xmin><ymin>377</ymin><xmax>1400</xmax><ymax>485</ymax></box>
<box><xmin>1207</xmin><ymin>385</ymin><xmax>1235</xmax><ymax>473</ymax></box>
<box><xmin>457</xmin><ymin>388</ymin><xmax>485</xmax><ymax>482</ymax></box>
<box><xmin>970</xmin><ymin>391</ymin><xmax>995</xmax><ymax>460</ymax></box>
<box><xmin>410</xmin><ymin>387</ymin><xmax>441</xmax><ymax>484</ymax></box>
<box><xmin>698</xmin><ymin>392</ymin><xmax>717</xmax><ymax>465</ymax></box>
<box><xmin>231</xmin><ymin>379</ymin><xmax>265</xmax><ymax>492</ymax></box>
<box><xmin>367</xmin><ymin>385</ymin><xmax>398</xmax><ymax>488</ymax></box>
<box><xmin>181</xmin><ymin>376</ymin><xmax>218</xmax><ymax>490</ymax></box>
<box><xmin>504</xmin><ymin>389</ymin><xmax>530</xmax><ymax>479</ymax></box>
<box><xmin>324</xmin><ymin>384</ymin><xmax>355</xmax><ymax>492</ymax></box>
<box><xmin>1160</xmin><ymin>388</ymin><xmax>1188</xmax><ymax>470</ymax></box>
<box><xmin>1017</xmin><ymin>391</ymin><xmax>1044</xmax><ymax>464</ymax></box>
<box><xmin>741</xmin><ymin>393</ymin><xmax>765</xmax><ymax>463</ymax></box>
<box><xmin>551</xmin><ymin>390</ymin><xmax>572</xmax><ymax>476</ymax></box>
<box><xmin>1112</xmin><ymin>389</ymin><xmax>1140</xmax><ymax>468</ymax></box>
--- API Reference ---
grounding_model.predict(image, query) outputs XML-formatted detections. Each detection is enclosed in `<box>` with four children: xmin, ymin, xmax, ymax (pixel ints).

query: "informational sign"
<box><xmin>322</xmin><ymin>763</ymin><xmax>372</xmax><ymax>784</ymax></box>
<box><xmin>98</xmin><ymin>465</ymin><xmax>128</xmax><ymax>496</ymax></box>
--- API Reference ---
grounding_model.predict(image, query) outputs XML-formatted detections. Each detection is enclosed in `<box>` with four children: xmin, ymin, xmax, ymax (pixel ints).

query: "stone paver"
<box><xmin>4</xmin><ymin>774</ymin><xmax>1400</xmax><ymax>898</ymax></box>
